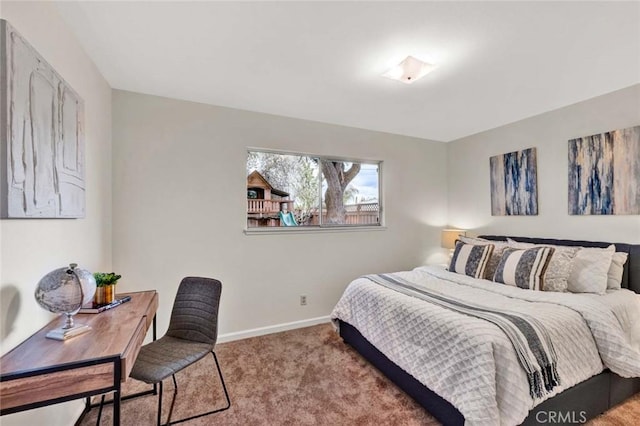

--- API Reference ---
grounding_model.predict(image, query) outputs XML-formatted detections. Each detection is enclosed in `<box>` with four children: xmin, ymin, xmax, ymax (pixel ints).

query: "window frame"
<box><xmin>245</xmin><ymin>148</ymin><xmax>384</xmax><ymax>233</ymax></box>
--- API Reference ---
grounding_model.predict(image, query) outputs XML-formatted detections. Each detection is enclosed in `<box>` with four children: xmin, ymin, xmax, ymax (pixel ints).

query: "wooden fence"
<box><xmin>247</xmin><ymin>202</ymin><xmax>379</xmax><ymax>227</ymax></box>
<box><xmin>307</xmin><ymin>202</ymin><xmax>379</xmax><ymax>225</ymax></box>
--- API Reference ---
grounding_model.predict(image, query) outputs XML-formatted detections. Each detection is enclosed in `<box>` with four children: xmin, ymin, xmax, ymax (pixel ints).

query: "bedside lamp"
<box><xmin>441</xmin><ymin>229</ymin><xmax>467</xmax><ymax>252</ymax></box>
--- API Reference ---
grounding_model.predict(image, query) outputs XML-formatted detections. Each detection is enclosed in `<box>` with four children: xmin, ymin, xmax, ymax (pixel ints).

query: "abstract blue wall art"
<box><xmin>490</xmin><ymin>147</ymin><xmax>538</xmax><ymax>216</ymax></box>
<box><xmin>568</xmin><ymin>126</ymin><xmax>640</xmax><ymax>215</ymax></box>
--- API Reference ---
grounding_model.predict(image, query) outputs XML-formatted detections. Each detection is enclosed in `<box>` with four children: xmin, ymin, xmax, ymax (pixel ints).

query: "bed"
<box><xmin>332</xmin><ymin>236</ymin><xmax>640</xmax><ymax>425</ymax></box>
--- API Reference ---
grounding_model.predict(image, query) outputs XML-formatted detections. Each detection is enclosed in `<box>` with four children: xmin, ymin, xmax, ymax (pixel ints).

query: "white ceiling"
<box><xmin>56</xmin><ymin>1</ymin><xmax>640</xmax><ymax>142</ymax></box>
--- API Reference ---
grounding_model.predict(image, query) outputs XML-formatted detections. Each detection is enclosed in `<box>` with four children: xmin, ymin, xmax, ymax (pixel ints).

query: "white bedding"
<box><xmin>331</xmin><ymin>265</ymin><xmax>640</xmax><ymax>426</ymax></box>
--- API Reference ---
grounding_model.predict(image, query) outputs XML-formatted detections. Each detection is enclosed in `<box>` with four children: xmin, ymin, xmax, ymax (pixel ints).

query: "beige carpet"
<box><xmin>79</xmin><ymin>324</ymin><xmax>640</xmax><ymax>425</ymax></box>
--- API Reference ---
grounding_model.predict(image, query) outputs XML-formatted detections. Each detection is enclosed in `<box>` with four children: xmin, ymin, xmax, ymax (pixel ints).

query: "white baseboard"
<box><xmin>217</xmin><ymin>315</ymin><xmax>331</xmax><ymax>343</ymax></box>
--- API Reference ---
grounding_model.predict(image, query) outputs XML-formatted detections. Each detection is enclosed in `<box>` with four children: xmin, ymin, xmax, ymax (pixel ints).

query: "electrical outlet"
<box><xmin>300</xmin><ymin>295</ymin><xmax>307</xmax><ymax>306</ymax></box>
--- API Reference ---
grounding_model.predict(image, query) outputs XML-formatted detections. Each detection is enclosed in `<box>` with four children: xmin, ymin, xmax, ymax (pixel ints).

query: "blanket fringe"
<box><xmin>529</xmin><ymin>363</ymin><xmax>561</xmax><ymax>398</ymax></box>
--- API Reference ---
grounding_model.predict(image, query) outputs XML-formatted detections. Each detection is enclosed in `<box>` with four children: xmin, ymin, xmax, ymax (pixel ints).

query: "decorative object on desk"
<box><xmin>0</xmin><ymin>19</ymin><xmax>86</xmax><ymax>218</ymax></box>
<box><xmin>568</xmin><ymin>125</ymin><xmax>640</xmax><ymax>215</ymax></box>
<box><xmin>490</xmin><ymin>147</ymin><xmax>538</xmax><ymax>216</ymax></box>
<box><xmin>93</xmin><ymin>272</ymin><xmax>122</xmax><ymax>305</ymax></box>
<box><xmin>34</xmin><ymin>264</ymin><xmax>96</xmax><ymax>340</ymax></box>
<box><xmin>80</xmin><ymin>295</ymin><xmax>132</xmax><ymax>314</ymax></box>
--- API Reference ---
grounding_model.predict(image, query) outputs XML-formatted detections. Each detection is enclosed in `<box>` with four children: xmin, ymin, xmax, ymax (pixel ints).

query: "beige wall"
<box><xmin>448</xmin><ymin>84</ymin><xmax>640</xmax><ymax>243</ymax></box>
<box><xmin>112</xmin><ymin>90</ymin><xmax>448</xmax><ymax>339</ymax></box>
<box><xmin>0</xmin><ymin>2</ymin><xmax>112</xmax><ymax>425</ymax></box>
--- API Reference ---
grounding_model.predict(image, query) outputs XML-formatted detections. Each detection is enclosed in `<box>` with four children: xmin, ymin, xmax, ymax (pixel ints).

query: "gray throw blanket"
<box><xmin>365</xmin><ymin>273</ymin><xmax>561</xmax><ymax>398</ymax></box>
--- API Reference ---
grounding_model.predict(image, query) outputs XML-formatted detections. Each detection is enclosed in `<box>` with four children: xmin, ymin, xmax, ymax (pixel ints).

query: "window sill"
<box><xmin>244</xmin><ymin>226</ymin><xmax>387</xmax><ymax>235</ymax></box>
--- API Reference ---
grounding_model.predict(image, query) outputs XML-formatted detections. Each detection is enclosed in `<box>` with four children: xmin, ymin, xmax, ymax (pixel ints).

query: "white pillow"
<box><xmin>567</xmin><ymin>245</ymin><xmax>615</xmax><ymax>294</ymax></box>
<box><xmin>507</xmin><ymin>239</ymin><xmax>580</xmax><ymax>292</ymax></box>
<box><xmin>607</xmin><ymin>251</ymin><xmax>628</xmax><ymax>290</ymax></box>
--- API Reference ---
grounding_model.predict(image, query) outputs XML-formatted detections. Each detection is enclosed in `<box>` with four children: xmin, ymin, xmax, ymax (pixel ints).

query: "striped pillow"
<box><xmin>449</xmin><ymin>241</ymin><xmax>494</xmax><ymax>279</ymax></box>
<box><xmin>459</xmin><ymin>236</ymin><xmax>512</xmax><ymax>280</ymax></box>
<box><xmin>507</xmin><ymin>239</ymin><xmax>579</xmax><ymax>292</ymax></box>
<box><xmin>493</xmin><ymin>247</ymin><xmax>555</xmax><ymax>290</ymax></box>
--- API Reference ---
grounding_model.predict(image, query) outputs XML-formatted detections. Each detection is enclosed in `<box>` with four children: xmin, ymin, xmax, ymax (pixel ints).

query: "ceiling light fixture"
<box><xmin>382</xmin><ymin>55</ymin><xmax>435</xmax><ymax>84</ymax></box>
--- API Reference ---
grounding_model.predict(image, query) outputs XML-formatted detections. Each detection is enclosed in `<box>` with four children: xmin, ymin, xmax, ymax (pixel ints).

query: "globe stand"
<box><xmin>36</xmin><ymin>263</ymin><xmax>97</xmax><ymax>341</ymax></box>
<box><xmin>46</xmin><ymin>312</ymin><xmax>91</xmax><ymax>341</ymax></box>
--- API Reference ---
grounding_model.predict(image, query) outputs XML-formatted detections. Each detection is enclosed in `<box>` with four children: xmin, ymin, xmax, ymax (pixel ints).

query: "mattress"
<box><xmin>331</xmin><ymin>265</ymin><xmax>640</xmax><ymax>426</ymax></box>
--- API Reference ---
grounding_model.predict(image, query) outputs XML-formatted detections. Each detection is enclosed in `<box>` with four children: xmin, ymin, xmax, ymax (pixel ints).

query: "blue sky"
<box><xmin>319</xmin><ymin>162</ymin><xmax>379</xmax><ymax>203</ymax></box>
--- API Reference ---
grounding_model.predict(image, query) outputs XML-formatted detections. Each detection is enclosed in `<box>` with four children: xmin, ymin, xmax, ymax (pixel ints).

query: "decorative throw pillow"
<box><xmin>607</xmin><ymin>251</ymin><xmax>628</xmax><ymax>290</ymax></box>
<box><xmin>567</xmin><ymin>245</ymin><xmax>615</xmax><ymax>294</ymax></box>
<box><xmin>458</xmin><ymin>236</ymin><xmax>511</xmax><ymax>280</ymax></box>
<box><xmin>448</xmin><ymin>241</ymin><xmax>494</xmax><ymax>279</ymax></box>
<box><xmin>507</xmin><ymin>239</ymin><xmax>580</xmax><ymax>292</ymax></box>
<box><xmin>492</xmin><ymin>247</ymin><xmax>555</xmax><ymax>290</ymax></box>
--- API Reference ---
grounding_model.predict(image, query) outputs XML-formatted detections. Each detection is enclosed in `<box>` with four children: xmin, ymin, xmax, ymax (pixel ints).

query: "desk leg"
<box><xmin>113</xmin><ymin>360</ymin><xmax>122</xmax><ymax>426</ymax></box>
<box><xmin>113</xmin><ymin>389</ymin><xmax>121</xmax><ymax>426</ymax></box>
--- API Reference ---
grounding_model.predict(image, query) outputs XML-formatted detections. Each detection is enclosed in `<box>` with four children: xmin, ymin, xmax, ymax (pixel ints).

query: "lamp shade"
<box><xmin>441</xmin><ymin>229</ymin><xmax>466</xmax><ymax>250</ymax></box>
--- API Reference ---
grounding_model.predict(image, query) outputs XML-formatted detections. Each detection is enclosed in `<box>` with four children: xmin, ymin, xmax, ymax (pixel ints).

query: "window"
<box><xmin>246</xmin><ymin>150</ymin><xmax>381</xmax><ymax>229</ymax></box>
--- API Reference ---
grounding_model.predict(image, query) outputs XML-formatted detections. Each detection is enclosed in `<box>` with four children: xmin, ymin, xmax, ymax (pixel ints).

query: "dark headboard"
<box><xmin>479</xmin><ymin>235</ymin><xmax>640</xmax><ymax>294</ymax></box>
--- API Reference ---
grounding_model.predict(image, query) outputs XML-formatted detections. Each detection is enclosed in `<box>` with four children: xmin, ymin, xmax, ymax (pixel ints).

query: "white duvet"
<box><xmin>331</xmin><ymin>265</ymin><xmax>640</xmax><ymax>426</ymax></box>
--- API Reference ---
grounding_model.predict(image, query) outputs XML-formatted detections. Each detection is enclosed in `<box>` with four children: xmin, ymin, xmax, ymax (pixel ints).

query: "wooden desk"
<box><xmin>0</xmin><ymin>291</ymin><xmax>158</xmax><ymax>425</ymax></box>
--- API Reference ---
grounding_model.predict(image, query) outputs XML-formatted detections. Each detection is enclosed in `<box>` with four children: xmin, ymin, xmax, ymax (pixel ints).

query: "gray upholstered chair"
<box><xmin>130</xmin><ymin>277</ymin><xmax>231</xmax><ymax>425</ymax></box>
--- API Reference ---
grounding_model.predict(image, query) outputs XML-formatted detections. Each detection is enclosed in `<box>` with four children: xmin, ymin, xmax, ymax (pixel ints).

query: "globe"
<box><xmin>35</xmin><ymin>263</ymin><xmax>97</xmax><ymax>339</ymax></box>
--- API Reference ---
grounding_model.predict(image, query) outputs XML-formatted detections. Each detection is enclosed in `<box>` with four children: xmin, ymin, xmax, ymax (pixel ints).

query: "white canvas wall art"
<box><xmin>1</xmin><ymin>19</ymin><xmax>85</xmax><ymax>218</ymax></box>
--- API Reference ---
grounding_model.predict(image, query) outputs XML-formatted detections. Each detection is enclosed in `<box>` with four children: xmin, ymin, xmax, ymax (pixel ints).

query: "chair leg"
<box><xmin>160</xmin><ymin>351</ymin><xmax>231</xmax><ymax>426</ymax></box>
<box><xmin>157</xmin><ymin>380</ymin><xmax>163</xmax><ymax>426</ymax></box>
<box><xmin>212</xmin><ymin>351</ymin><xmax>231</xmax><ymax>411</ymax></box>
<box><xmin>165</xmin><ymin>375</ymin><xmax>178</xmax><ymax>425</ymax></box>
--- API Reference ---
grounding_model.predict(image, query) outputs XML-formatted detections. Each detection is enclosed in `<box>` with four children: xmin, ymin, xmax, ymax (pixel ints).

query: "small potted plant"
<box><xmin>93</xmin><ymin>272</ymin><xmax>122</xmax><ymax>306</ymax></box>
